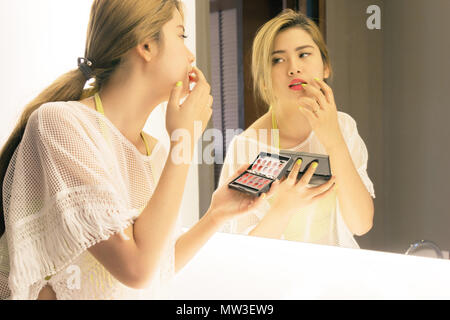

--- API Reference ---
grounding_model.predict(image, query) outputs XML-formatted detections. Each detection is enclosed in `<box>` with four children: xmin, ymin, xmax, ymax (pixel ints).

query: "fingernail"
<box><xmin>314</xmin><ymin>77</ymin><xmax>321</xmax><ymax>81</ymax></box>
<box><xmin>261</xmin><ymin>193</ymin><xmax>266</xmax><ymax>199</ymax></box>
<box><xmin>298</xmin><ymin>106</ymin><xmax>304</xmax><ymax>110</ymax></box>
<box><xmin>296</xmin><ymin>159</ymin><xmax>302</xmax><ymax>166</ymax></box>
<box><xmin>301</xmin><ymin>84</ymin><xmax>308</xmax><ymax>87</ymax></box>
<box><xmin>176</xmin><ymin>81</ymin><xmax>183</xmax><ymax>87</ymax></box>
<box><xmin>312</xmin><ymin>162</ymin><xmax>318</xmax><ymax>169</ymax></box>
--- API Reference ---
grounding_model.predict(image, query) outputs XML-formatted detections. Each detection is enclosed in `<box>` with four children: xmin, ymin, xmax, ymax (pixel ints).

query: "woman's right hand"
<box><xmin>166</xmin><ymin>67</ymin><xmax>213</xmax><ymax>145</ymax></box>
<box><xmin>266</xmin><ymin>159</ymin><xmax>336</xmax><ymax>218</ymax></box>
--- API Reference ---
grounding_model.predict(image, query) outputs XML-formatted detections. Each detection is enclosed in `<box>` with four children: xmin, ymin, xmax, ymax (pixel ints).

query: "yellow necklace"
<box><xmin>94</xmin><ymin>93</ymin><xmax>151</xmax><ymax>156</ymax></box>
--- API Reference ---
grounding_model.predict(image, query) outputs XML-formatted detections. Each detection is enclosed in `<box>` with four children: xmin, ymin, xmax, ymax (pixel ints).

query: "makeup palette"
<box><xmin>280</xmin><ymin>150</ymin><xmax>332</xmax><ymax>186</ymax></box>
<box><xmin>228</xmin><ymin>152</ymin><xmax>293</xmax><ymax>197</ymax></box>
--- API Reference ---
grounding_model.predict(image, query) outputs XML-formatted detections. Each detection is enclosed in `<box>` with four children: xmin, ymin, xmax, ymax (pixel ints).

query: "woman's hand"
<box><xmin>207</xmin><ymin>158</ymin><xmax>336</xmax><ymax>228</ymax></box>
<box><xmin>166</xmin><ymin>67</ymin><xmax>213</xmax><ymax>146</ymax></box>
<box><xmin>298</xmin><ymin>78</ymin><xmax>345</xmax><ymax>152</ymax></box>
<box><xmin>267</xmin><ymin>158</ymin><xmax>336</xmax><ymax>219</ymax></box>
<box><xmin>206</xmin><ymin>164</ymin><xmax>280</xmax><ymax>226</ymax></box>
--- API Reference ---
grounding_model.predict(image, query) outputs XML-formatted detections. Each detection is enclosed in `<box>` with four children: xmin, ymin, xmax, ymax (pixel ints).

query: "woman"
<box><xmin>219</xmin><ymin>9</ymin><xmax>375</xmax><ymax>248</ymax></box>
<box><xmin>0</xmin><ymin>0</ymin><xmax>252</xmax><ymax>301</ymax></box>
<box><xmin>0</xmin><ymin>1</ymin><xmax>334</xmax><ymax>300</ymax></box>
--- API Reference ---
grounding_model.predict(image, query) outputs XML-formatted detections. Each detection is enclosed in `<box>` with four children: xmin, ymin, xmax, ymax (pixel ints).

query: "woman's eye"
<box><xmin>299</xmin><ymin>52</ymin><xmax>311</xmax><ymax>58</ymax></box>
<box><xmin>272</xmin><ymin>57</ymin><xmax>283</xmax><ymax>64</ymax></box>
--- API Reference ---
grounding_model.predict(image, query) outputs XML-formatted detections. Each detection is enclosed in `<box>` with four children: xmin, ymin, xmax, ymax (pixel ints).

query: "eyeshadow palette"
<box><xmin>228</xmin><ymin>152</ymin><xmax>293</xmax><ymax>197</ymax></box>
<box><xmin>280</xmin><ymin>150</ymin><xmax>332</xmax><ymax>186</ymax></box>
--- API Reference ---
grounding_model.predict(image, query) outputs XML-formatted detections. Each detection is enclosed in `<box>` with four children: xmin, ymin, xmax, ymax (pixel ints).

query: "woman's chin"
<box><xmin>276</xmin><ymin>99</ymin><xmax>302</xmax><ymax>110</ymax></box>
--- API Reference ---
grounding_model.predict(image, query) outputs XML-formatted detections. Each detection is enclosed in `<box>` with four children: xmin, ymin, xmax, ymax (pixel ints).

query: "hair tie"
<box><xmin>77</xmin><ymin>57</ymin><xmax>94</xmax><ymax>81</ymax></box>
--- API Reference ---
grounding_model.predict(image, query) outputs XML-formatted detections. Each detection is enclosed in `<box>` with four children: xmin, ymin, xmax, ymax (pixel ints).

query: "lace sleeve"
<box><xmin>338</xmin><ymin>112</ymin><xmax>375</xmax><ymax>198</ymax></box>
<box><xmin>3</xmin><ymin>103</ymin><xmax>139</xmax><ymax>299</ymax></box>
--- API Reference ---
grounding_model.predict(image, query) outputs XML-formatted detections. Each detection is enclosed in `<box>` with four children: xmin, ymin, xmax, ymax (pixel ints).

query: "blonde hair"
<box><xmin>251</xmin><ymin>9</ymin><xmax>332</xmax><ymax>109</ymax></box>
<box><xmin>0</xmin><ymin>0</ymin><xmax>183</xmax><ymax>236</ymax></box>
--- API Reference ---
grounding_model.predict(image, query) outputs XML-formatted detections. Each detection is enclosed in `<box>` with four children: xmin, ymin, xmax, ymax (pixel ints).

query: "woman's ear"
<box><xmin>136</xmin><ymin>41</ymin><xmax>156</xmax><ymax>63</ymax></box>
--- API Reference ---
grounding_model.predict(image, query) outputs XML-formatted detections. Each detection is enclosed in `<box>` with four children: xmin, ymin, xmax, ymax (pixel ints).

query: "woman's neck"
<box><xmin>96</xmin><ymin>71</ymin><xmax>162</xmax><ymax>147</ymax></box>
<box><xmin>272</xmin><ymin>105</ymin><xmax>312</xmax><ymax>149</ymax></box>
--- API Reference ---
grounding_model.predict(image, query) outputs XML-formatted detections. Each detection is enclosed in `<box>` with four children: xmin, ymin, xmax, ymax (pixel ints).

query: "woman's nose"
<box><xmin>288</xmin><ymin>68</ymin><xmax>302</xmax><ymax>76</ymax></box>
<box><xmin>288</xmin><ymin>60</ymin><xmax>302</xmax><ymax>76</ymax></box>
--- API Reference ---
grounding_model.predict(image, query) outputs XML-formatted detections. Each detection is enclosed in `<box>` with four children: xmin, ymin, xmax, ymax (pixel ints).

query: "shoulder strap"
<box><xmin>93</xmin><ymin>93</ymin><xmax>151</xmax><ymax>156</ymax></box>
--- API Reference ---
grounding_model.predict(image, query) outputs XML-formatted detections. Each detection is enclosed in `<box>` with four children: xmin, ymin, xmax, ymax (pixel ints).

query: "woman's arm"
<box><xmin>299</xmin><ymin>79</ymin><xmax>374</xmax><ymax>236</ymax></box>
<box><xmin>174</xmin><ymin>209</ymin><xmax>221</xmax><ymax>273</ymax></box>
<box><xmin>88</xmin><ymin>137</ymin><xmax>197</xmax><ymax>289</ymax></box>
<box><xmin>327</xmin><ymin>139</ymin><xmax>374</xmax><ymax>236</ymax></box>
<box><xmin>174</xmin><ymin>164</ymin><xmax>264</xmax><ymax>272</ymax></box>
<box><xmin>88</xmin><ymin>69</ymin><xmax>214</xmax><ymax>289</ymax></box>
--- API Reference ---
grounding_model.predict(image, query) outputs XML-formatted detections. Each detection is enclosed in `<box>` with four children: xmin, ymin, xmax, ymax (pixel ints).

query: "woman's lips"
<box><xmin>289</xmin><ymin>78</ymin><xmax>306</xmax><ymax>91</ymax></box>
<box><xmin>289</xmin><ymin>84</ymin><xmax>304</xmax><ymax>91</ymax></box>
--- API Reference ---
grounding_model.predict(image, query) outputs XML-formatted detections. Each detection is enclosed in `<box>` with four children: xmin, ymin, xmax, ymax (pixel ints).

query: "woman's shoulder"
<box><xmin>30</xmin><ymin>101</ymin><xmax>88</xmax><ymax>124</ymax></box>
<box><xmin>26</xmin><ymin>101</ymin><xmax>95</xmax><ymax>141</ymax></box>
<box><xmin>337</xmin><ymin>111</ymin><xmax>358</xmax><ymax>134</ymax></box>
<box><xmin>337</xmin><ymin>111</ymin><xmax>356</xmax><ymax>125</ymax></box>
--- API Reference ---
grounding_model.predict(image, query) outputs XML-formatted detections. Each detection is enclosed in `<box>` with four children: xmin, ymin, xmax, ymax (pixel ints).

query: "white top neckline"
<box><xmin>69</xmin><ymin>100</ymin><xmax>161</xmax><ymax>161</ymax></box>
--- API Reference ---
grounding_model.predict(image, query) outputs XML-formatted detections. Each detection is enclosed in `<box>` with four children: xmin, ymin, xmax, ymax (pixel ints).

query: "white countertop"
<box><xmin>172</xmin><ymin>231</ymin><xmax>450</xmax><ymax>299</ymax></box>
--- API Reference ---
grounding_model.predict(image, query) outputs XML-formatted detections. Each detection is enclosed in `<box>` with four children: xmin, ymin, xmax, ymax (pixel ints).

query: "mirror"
<box><xmin>205</xmin><ymin>0</ymin><xmax>450</xmax><ymax>257</ymax></box>
<box><xmin>1</xmin><ymin>0</ymin><xmax>448</xmax><ymax>261</ymax></box>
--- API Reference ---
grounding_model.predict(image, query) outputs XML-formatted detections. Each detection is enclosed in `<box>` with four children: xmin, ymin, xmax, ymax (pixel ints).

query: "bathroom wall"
<box><xmin>0</xmin><ymin>0</ymin><xmax>92</xmax><ymax>147</ymax></box>
<box><xmin>327</xmin><ymin>0</ymin><xmax>450</xmax><ymax>254</ymax></box>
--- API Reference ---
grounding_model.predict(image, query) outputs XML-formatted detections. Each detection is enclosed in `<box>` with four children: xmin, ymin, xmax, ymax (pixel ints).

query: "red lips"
<box><xmin>289</xmin><ymin>78</ymin><xmax>306</xmax><ymax>91</ymax></box>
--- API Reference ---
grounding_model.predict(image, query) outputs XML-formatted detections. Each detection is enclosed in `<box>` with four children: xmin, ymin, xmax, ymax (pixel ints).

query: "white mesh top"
<box><xmin>0</xmin><ymin>100</ymin><xmax>177</xmax><ymax>300</ymax></box>
<box><xmin>218</xmin><ymin>112</ymin><xmax>375</xmax><ymax>248</ymax></box>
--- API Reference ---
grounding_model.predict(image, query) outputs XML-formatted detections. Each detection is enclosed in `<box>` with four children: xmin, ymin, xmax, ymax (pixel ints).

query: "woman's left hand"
<box><xmin>298</xmin><ymin>78</ymin><xmax>345</xmax><ymax>151</ymax></box>
<box><xmin>207</xmin><ymin>164</ymin><xmax>279</xmax><ymax>227</ymax></box>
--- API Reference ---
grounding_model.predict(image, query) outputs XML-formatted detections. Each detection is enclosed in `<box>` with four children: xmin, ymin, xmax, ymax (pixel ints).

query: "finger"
<box><xmin>287</xmin><ymin>158</ymin><xmax>303</xmax><ymax>185</ymax></box>
<box><xmin>307</xmin><ymin>176</ymin><xmax>336</xmax><ymax>197</ymax></box>
<box><xmin>167</xmin><ymin>81</ymin><xmax>184</xmax><ymax>110</ymax></box>
<box><xmin>311</xmin><ymin>181</ymin><xmax>337</xmax><ymax>201</ymax></box>
<box><xmin>297</xmin><ymin>161</ymin><xmax>318</xmax><ymax>188</ymax></box>
<box><xmin>201</xmin><ymin>95</ymin><xmax>213</xmax><ymax>123</ymax></box>
<box><xmin>191</xmin><ymin>66</ymin><xmax>210</xmax><ymax>92</ymax></box>
<box><xmin>298</xmin><ymin>105</ymin><xmax>318</xmax><ymax>124</ymax></box>
<box><xmin>207</xmin><ymin>94</ymin><xmax>213</xmax><ymax>108</ymax></box>
<box><xmin>202</xmin><ymin>107</ymin><xmax>213</xmax><ymax>128</ymax></box>
<box><xmin>298</xmin><ymin>97</ymin><xmax>320</xmax><ymax>113</ymax></box>
<box><xmin>184</xmin><ymin>69</ymin><xmax>211</xmax><ymax>107</ymax></box>
<box><xmin>182</xmin><ymin>85</ymin><xmax>211</xmax><ymax>113</ymax></box>
<box><xmin>265</xmin><ymin>179</ymin><xmax>280</xmax><ymax>199</ymax></box>
<box><xmin>313</xmin><ymin>78</ymin><xmax>335</xmax><ymax>106</ymax></box>
<box><xmin>301</xmin><ymin>84</ymin><xmax>327</xmax><ymax>109</ymax></box>
<box><xmin>251</xmin><ymin>192</ymin><xmax>271</xmax><ymax>210</ymax></box>
<box><xmin>204</xmin><ymin>95</ymin><xmax>213</xmax><ymax>114</ymax></box>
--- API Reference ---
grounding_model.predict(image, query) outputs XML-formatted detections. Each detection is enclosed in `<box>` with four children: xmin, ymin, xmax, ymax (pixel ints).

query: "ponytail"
<box><xmin>0</xmin><ymin>0</ymin><xmax>185</xmax><ymax>238</ymax></box>
<box><xmin>0</xmin><ymin>69</ymin><xmax>88</xmax><ymax>237</ymax></box>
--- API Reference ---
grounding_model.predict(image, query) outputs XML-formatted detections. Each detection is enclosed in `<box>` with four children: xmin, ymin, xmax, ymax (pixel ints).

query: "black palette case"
<box><xmin>228</xmin><ymin>152</ymin><xmax>293</xmax><ymax>197</ymax></box>
<box><xmin>280</xmin><ymin>150</ymin><xmax>332</xmax><ymax>186</ymax></box>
